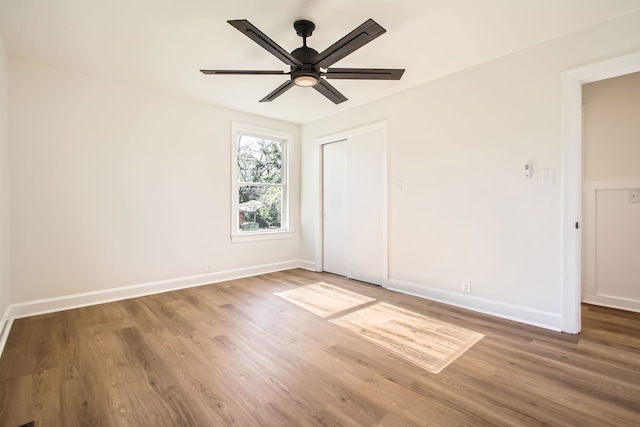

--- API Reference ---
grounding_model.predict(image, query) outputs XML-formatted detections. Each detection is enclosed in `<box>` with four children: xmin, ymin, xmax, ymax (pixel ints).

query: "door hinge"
<box><xmin>575</xmin><ymin>221</ymin><xmax>580</xmax><ymax>229</ymax></box>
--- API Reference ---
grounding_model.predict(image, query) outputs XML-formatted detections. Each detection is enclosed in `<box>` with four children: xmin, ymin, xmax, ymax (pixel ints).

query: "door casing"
<box><xmin>561</xmin><ymin>51</ymin><xmax>640</xmax><ymax>333</ymax></box>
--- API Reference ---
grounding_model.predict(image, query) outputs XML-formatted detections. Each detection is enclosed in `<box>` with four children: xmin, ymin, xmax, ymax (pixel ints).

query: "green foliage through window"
<box><xmin>237</xmin><ymin>135</ymin><xmax>284</xmax><ymax>231</ymax></box>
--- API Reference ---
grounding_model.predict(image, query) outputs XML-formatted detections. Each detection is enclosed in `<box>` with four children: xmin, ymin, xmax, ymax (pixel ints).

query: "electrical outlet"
<box><xmin>205</xmin><ymin>263</ymin><xmax>213</xmax><ymax>273</ymax></box>
<box><xmin>461</xmin><ymin>281</ymin><xmax>471</xmax><ymax>294</ymax></box>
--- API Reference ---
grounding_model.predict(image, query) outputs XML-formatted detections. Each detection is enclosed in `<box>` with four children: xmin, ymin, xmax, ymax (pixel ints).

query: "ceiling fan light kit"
<box><xmin>293</xmin><ymin>73</ymin><xmax>319</xmax><ymax>87</ymax></box>
<box><xmin>200</xmin><ymin>18</ymin><xmax>405</xmax><ymax>104</ymax></box>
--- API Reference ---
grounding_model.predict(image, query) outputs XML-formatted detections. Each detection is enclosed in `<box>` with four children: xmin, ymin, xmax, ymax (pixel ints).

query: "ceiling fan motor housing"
<box><xmin>291</xmin><ymin>20</ymin><xmax>321</xmax><ymax>85</ymax></box>
<box><xmin>291</xmin><ymin>46</ymin><xmax>321</xmax><ymax>85</ymax></box>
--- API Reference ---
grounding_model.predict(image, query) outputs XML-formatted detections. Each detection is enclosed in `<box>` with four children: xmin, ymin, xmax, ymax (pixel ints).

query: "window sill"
<box><xmin>231</xmin><ymin>230</ymin><xmax>293</xmax><ymax>243</ymax></box>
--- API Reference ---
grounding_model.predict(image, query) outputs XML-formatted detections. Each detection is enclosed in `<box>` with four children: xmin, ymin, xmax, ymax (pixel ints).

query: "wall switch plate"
<box><xmin>542</xmin><ymin>168</ymin><xmax>555</xmax><ymax>184</ymax></box>
<box><xmin>461</xmin><ymin>281</ymin><xmax>471</xmax><ymax>294</ymax></box>
<box><xmin>523</xmin><ymin>162</ymin><xmax>532</xmax><ymax>178</ymax></box>
<box><xmin>629</xmin><ymin>189</ymin><xmax>640</xmax><ymax>203</ymax></box>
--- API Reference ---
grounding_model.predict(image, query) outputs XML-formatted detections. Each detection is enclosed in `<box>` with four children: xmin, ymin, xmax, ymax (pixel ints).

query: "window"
<box><xmin>231</xmin><ymin>123</ymin><xmax>291</xmax><ymax>242</ymax></box>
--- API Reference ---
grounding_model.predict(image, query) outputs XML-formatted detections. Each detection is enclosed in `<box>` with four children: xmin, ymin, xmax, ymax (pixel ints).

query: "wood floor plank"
<box><xmin>330</xmin><ymin>302</ymin><xmax>484</xmax><ymax>373</ymax></box>
<box><xmin>324</xmin><ymin>343</ymin><xmax>527</xmax><ymax>427</ymax></box>
<box><xmin>116</xmin><ymin>325</ymin><xmax>217</xmax><ymax>426</ymax></box>
<box><xmin>121</xmin><ymin>297</ymin><xmax>168</xmax><ymax>335</ymax></box>
<box><xmin>276</xmin><ymin>282</ymin><xmax>375</xmax><ymax>317</ymax></box>
<box><xmin>1</xmin><ymin>270</ymin><xmax>640</xmax><ymax>426</ymax></box>
<box><xmin>0</xmin><ymin>374</ymin><xmax>34</xmax><ymax>427</ymax></box>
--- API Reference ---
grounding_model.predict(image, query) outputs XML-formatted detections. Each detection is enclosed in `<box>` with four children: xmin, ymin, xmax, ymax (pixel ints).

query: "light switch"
<box><xmin>523</xmin><ymin>162</ymin><xmax>532</xmax><ymax>178</ymax></box>
<box><xmin>542</xmin><ymin>168</ymin><xmax>555</xmax><ymax>184</ymax></box>
<box><xmin>629</xmin><ymin>189</ymin><xmax>640</xmax><ymax>203</ymax></box>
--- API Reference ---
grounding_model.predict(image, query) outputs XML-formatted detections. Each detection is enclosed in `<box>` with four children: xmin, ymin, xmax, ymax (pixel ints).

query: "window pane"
<box><xmin>238</xmin><ymin>186</ymin><xmax>282</xmax><ymax>231</ymax></box>
<box><xmin>237</xmin><ymin>135</ymin><xmax>282</xmax><ymax>184</ymax></box>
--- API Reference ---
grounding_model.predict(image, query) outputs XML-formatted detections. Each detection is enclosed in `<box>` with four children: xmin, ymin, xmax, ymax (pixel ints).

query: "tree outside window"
<box><xmin>236</xmin><ymin>134</ymin><xmax>284</xmax><ymax>232</ymax></box>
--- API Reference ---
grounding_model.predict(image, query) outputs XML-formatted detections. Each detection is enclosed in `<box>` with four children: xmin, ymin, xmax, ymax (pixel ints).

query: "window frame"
<box><xmin>231</xmin><ymin>122</ymin><xmax>292</xmax><ymax>243</ymax></box>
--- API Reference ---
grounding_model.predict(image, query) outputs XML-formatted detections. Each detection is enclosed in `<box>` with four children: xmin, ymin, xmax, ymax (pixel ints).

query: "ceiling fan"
<box><xmin>200</xmin><ymin>19</ymin><xmax>405</xmax><ymax>104</ymax></box>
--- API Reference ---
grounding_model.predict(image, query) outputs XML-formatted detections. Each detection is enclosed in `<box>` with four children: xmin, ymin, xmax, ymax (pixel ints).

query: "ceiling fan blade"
<box><xmin>200</xmin><ymin>70</ymin><xmax>287</xmax><ymax>75</ymax></box>
<box><xmin>228</xmin><ymin>20</ymin><xmax>303</xmax><ymax>68</ymax></box>
<box><xmin>312</xmin><ymin>19</ymin><xmax>386</xmax><ymax>69</ymax></box>
<box><xmin>260</xmin><ymin>80</ymin><xmax>295</xmax><ymax>102</ymax></box>
<box><xmin>313</xmin><ymin>79</ymin><xmax>348</xmax><ymax>104</ymax></box>
<box><xmin>325</xmin><ymin>68</ymin><xmax>405</xmax><ymax>80</ymax></box>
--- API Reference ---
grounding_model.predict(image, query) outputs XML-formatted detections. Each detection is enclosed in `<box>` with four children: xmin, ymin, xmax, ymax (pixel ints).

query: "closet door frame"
<box><xmin>316</xmin><ymin>121</ymin><xmax>388</xmax><ymax>286</ymax></box>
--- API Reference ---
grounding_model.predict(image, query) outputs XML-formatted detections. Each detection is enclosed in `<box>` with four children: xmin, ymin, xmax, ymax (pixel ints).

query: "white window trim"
<box><xmin>231</xmin><ymin>122</ymin><xmax>293</xmax><ymax>243</ymax></box>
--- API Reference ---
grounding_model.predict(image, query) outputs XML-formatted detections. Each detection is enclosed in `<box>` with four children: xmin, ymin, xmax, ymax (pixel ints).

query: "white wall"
<box><xmin>583</xmin><ymin>72</ymin><xmax>640</xmax><ymax>182</ymax></box>
<box><xmin>0</xmin><ymin>35</ymin><xmax>10</xmax><ymax>320</ymax></box>
<box><xmin>582</xmin><ymin>72</ymin><xmax>640</xmax><ymax>312</ymax></box>
<box><xmin>300</xmin><ymin>11</ymin><xmax>640</xmax><ymax>330</ymax></box>
<box><xmin>8</xmin><ymin>59</ymin><xmax>300</xmax><ymax>304</ymax></box>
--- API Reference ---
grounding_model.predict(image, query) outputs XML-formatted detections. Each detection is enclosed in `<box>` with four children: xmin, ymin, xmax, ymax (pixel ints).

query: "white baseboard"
<box><xmin>0</xmin><ymin>306</ymin><xmax>12</xmax><ymax>358</ymax></box>
<box><xmin>582</xmin><ymin>294</ymin><xmax>640</xmax><ymax>313</ymax></box>
<box><xmin>385</xmin><ymin>279</ymin><xmax>562</xmax><ymax>331</ymax></box>
<box><xmin>0</xmin><ymin>260</ymin><xmax>308</xmax><ymax>356</ymax></box>
<box><xmin>298</xmin><ymin>260</ymin><xmax>317</xmax><ymax>271</ymax></box>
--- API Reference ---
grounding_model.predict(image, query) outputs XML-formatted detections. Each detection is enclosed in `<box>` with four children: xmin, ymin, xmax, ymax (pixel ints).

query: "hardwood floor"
<box><xmin>0</xmin><ymin>269</ymin><xmax>639</xmax><ymax>426</ymax></box>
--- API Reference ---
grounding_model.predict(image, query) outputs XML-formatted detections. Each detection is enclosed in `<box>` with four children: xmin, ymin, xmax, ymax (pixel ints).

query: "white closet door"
<box><xmin>322</xmin><ymin>141</ymin><xmax>349</xmax><ymax>277</ymax></box>
<box><xmin>346</xmin><ymin>131</ymin><xmax>383</xmax><ymax>285</ymax></box>
<box><xmin>322</xmin><ymin>131</ymin><xmax>383</xmax><ymax>286</ymax></box>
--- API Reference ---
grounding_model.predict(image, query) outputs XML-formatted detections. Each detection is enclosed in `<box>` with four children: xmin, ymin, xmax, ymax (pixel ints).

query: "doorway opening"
<box><xmin>581</xmin><ymin>72</ymin><xmax>640</xmax><ymax>314</ymax></box>
<box><xmin>561</xmin><ymin>51</ymin><xmax>640</xmax><ymax>333</ymax></box>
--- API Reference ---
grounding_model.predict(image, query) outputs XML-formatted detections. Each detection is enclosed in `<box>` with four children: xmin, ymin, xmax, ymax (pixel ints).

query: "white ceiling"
<box><xmin>2</xmin><ymin>0</ymin><xmax>640</xmax><ymax>124</ymax></box>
